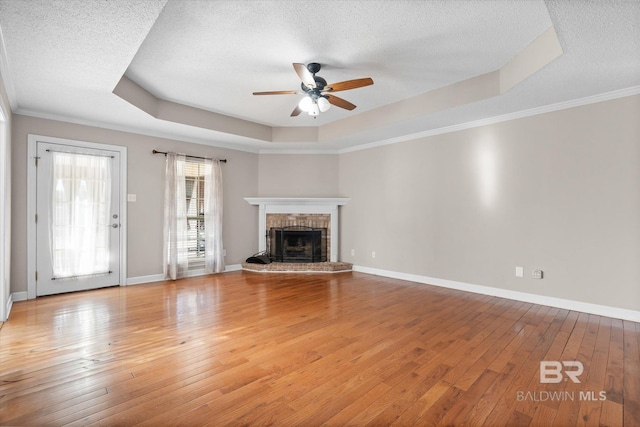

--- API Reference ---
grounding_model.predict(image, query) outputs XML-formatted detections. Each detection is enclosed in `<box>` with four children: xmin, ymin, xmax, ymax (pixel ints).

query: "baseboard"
<box><xmin>3</xmin><ymin>293</ymin><xmax>12</xmax><ymax>321</ymax></box>
<box><xmin>126</xmin><ymin>273</ymin><xmax>165</xmax><ymax>286</ymax></box>
<box><xmin>126</xmin><ymin>264</ymin><xmax>243</xmax><ymax>286</ymax></box>
<box><xmin>5</xmin><ymin>291</ymin><xmax>27</xmax><ymax>321</ymax></box>
<box><xmin>11</xmin><ymin>291</ymin><xmax>27</xmax><ymax>302</ymax></box>
<box><xmin>3</xmin><ymin>267</ymin><xmax>245</xmax><ymax>312</ymax></box>
<box><xmin>353</xmin><ymin>265</ymin><xmax>640</xmax><ymax>322</ymax></box>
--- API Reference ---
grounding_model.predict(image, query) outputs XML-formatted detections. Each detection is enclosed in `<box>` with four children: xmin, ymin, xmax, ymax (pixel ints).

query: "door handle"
<box><xmin>111</xmin><ymin>224</ymin><xmax>119</xmax><ymax>228</ymax></box>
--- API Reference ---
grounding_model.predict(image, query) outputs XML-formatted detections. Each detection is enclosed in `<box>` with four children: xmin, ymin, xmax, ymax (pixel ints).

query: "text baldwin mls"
<box><xmin>517</xmin><ymin>390</ymin><xmax>607</xmax><ymax>402</ymax></box>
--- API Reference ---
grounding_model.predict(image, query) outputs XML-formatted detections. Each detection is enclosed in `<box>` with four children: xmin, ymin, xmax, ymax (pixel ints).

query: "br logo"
<box><xmin>540</xmin><ymin>361</ymin><xmax>584</xmax><ymax>383</ymax></box>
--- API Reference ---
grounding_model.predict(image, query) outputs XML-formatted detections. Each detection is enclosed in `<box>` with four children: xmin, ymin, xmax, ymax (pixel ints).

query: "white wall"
<box><xmin>0</xmin><ymin>73</ymin><xmax>11</xmax><ymax>321</ymax></box>
<box><xmin>338</xmin><ymin>95</ymin><xmax>640</xmax><ymax>312</ymax></box>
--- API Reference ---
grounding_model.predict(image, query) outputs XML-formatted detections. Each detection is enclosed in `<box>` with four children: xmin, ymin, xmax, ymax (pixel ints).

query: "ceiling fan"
<box><xmin>253</xmin><ymin>63</ymin><xmax>374</xmax><ymax>117</ymax></box>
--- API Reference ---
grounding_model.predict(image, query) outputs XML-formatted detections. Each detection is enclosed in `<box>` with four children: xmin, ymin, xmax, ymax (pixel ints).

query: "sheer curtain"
<box><xmin>204</xmin><ymin>159</ymin><xmax>224</xmax><ymax>273</ymax></box>
<box><xmin>50</xmin><ymin>152</ymin><xmax>111</xmax><ymax>278</ymax></box>
<box><xmin>163</xmin><ymin>153</ymin><xmax>189</xmax><ymax>280</ymax></box>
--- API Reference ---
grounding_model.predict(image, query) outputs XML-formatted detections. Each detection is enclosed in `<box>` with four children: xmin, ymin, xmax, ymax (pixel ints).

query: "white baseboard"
<box><xmin>3</xmin><ymin>293</ymin><xmax>12</xmax><ymax>321</ymax></box>
<box><xmin>4</xmin><ymin>291</ymin><xmax>27</xmax><ymax>321</ymax></box>
<box><xmin>126</xmin><ymin>273</ymin><xmax>165</xmax><ymax>286</ymax></box>
<box><xmin>2</xmin><ymin>267</ymin><xmax>245</xmax><ymax>316</ymax></box>
<box><xmin>353</xmin><ymin>265</ymin><xmax>640</xmax><ymax>323</ymax></box>
<box><xmin>10</xmin><ymin>291</ymin><xmax>27</xmax><ymax>302</ymax></box>
<box><xmin>126</xmin><ymin>264</ymin><xmax>243</xmax><ymax>286</ymax></box>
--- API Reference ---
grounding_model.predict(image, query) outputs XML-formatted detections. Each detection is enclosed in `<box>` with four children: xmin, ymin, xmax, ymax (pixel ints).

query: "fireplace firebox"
<box><xmin>268</xmin><ymin>226</ymin><xmax>327</xmax><ymax>263</ymax></box>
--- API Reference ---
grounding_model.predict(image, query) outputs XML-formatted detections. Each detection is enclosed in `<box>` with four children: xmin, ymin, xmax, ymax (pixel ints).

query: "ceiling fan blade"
<box><xmin>291</xmin><ymin>105</ymin><xmax>302</xmax><ymax>117</ymax></box>
<box><xmin>326</xmin><ymin>94</ymin><xmax>356</xmax><ymax>111</ymax></box>
<box><xmin>293</xmin><ymin>63</ymin><xmax>316</xmax><ymax>88</ymax></box>
<box><xmin>253</xmin><ymin>90</ymin><xmax>300</xmax><ymax>95</ymax></box>
<box><xmin>325</xmin><ymin>77</ymin><xmax>374</xmax><ymax>92</ymax></box>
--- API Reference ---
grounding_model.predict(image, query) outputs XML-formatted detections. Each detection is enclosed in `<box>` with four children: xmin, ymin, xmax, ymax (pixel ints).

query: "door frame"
<box><xmin>0</xmin><ymin>102</ymin><xmax>8</xmax><ymax>320</ymax></box>
<box><xmin>27</xmin><ymin>134</ymin><xmax>127</xmax><ymax>299</ymax></box>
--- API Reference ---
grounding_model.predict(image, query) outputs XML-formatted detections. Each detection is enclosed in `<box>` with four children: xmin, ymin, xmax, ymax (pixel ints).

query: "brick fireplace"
<box><xmin>244</xmin><ymin>198</ymin><xmax>350</xmax><ymax>263</ymax></box>
<box><xmin>267</xmin><ymin>215</ymin><xmax>329</xmax><ymax>262</ymax></box>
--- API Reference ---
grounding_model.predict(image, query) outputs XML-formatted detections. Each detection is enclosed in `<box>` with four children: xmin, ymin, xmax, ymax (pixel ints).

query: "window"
<box><xmin>163</xmin><ymin>153</ymin><xmax>224</xmax><ymax>280</ymax></box>
<box><xmin>184</xmin><ymin>160</ymin><xmax>205</xmax><ymax>269</ymax></box>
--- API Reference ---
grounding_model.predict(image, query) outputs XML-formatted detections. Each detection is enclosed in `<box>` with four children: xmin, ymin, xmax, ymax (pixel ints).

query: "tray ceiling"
<box><xmin>0</xmin><ymin>0</ymin><xmax>638</xmax><ymax>152</ymax></box>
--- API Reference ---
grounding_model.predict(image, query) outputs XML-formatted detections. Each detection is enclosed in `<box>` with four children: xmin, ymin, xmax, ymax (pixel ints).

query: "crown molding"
<box><xmin>258</xmin><ymin>149</ymin><xmax>341</xmax><ymax>155</ymax></box>
<box><xmin>12</xmin><ymin>85</ymin><xmax>640</xmax><ymax>157</ymax></box>
<box><xmin>13</xmin><ymin>108</ymin><xmax>262</xmax><ymax>154</ymax></box>
<box><xmin>338</xmin><ymin>85</ymin><xmax>640</xmax><ymax>154</ymax></box>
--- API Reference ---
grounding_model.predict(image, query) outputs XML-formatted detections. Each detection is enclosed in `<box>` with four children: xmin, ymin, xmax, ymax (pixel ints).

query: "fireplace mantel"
<box><xmin>244</xmin><ymin>197</ymin><xmax>350</xmax><ymax>206</ymax></box>
<box><xmin>244</xmin><ymin>197</ymin><xmax>350</xmax><ymax>262</ymax></box>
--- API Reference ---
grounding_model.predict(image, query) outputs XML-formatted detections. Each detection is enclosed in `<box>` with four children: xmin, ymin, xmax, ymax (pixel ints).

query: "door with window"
<box><xmin>35</xmin><ymin>141</ymin><xmax>121</xmax><ymax>296</ymax></box>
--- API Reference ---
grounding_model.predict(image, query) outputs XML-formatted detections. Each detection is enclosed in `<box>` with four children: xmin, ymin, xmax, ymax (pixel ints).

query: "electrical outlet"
<box><xmin>372</xmin><ymin>251</ymin><xmax>376</xmax><ymax>258</ymax></box>
<box><xmin>533</xmin><ymin>269</ymin><xmax>543</xmax><ymax>279</ymax></box>
<box><xmin>351</xmin><ymin>249</ymin><xmax>355</xmax><ymax>256</ymax></box>
<box><xmin>515</xmin><ymin>266</ymin><xmax>524</xmax><ymax>278</ymax></box>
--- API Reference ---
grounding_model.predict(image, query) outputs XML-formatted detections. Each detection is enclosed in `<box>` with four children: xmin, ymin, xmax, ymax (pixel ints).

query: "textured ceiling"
<box><xmin>0</xmin><ymin>0</ymin><xmax>639</xmax><ymax>152</ymax></box>
<box><xmin>126</xmin><ymin>0</ymin><xmax>551</xmax><ymax>127</ymax></box>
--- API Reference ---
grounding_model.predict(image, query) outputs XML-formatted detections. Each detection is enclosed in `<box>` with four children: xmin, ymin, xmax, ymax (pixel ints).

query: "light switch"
<box><xmin>127</xmin><ymin>194</ymin><xmax>136</xmax><ymax>202</ymax></box>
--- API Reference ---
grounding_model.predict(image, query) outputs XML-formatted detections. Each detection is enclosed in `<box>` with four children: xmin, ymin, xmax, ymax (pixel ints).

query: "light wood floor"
<box><xmin>1</xmin><ymin>271</ymin><xmax>638</xmax><ymax>426</ymax></box>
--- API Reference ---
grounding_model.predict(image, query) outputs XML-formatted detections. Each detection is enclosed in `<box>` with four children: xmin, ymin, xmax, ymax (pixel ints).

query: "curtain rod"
<box><xmin>152</xmin><ymin>149</ymin><xmax>227</xmax><ymax>163</ymax></box>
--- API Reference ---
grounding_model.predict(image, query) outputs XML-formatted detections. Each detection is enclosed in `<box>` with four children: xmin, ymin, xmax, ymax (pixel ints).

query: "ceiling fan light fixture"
<box><xmin>298</xmin><ymin>96</ymin><xmax>313</xmax><ymax>112</ymax></box>
<box><xmin>254</xmin><ymin>62</ymin><xmax>373</xmax><ymax>118</ymax></box>
<box><xmin>308</xmin><ymin>102</ymin><xmax>320</xmax><ymax>116</ymax></box>
<box><xmin>318</xmin><ymin>96</ymin><xmax>330</xmax><ymax>112</ymax></box>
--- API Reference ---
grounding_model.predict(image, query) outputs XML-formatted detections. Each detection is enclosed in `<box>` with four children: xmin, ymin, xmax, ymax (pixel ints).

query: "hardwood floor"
<box><xmin>0</xmin><ymin>271</ymin><xmax>638</xmax><ymax>426</ymax></box>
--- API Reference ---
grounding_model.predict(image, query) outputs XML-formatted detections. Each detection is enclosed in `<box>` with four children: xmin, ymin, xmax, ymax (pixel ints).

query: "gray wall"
<box><xmin>8</xmin><ymin>94</ymin><xmax>640</xmax><ymax>313</ymax></box>
<box><xmin>10</xmin><ymin>115</ymin><xmax>259</xmax><ymax>292</ymax></box>
<box><xmin>258</xmin><ymin>153</ymin><xmax>339</xmax><ymax>197</ymax></box>
<box><xmin>338</xmin><ymin>95</ymin><xmax>640</xmax><ymax>311</ymax></box>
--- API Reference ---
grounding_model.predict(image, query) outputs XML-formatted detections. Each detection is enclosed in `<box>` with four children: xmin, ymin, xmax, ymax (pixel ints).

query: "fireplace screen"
<box><xmin>268</xmin><ymin>226</ymin><xmax>327</xmax><ymax>263</ymax></box>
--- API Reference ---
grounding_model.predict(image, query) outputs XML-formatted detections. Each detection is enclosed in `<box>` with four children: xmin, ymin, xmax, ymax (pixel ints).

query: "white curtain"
<box><xmin>163</xmin><ymin>153</ymin><xmax>189</xmax><ymax>280</ymax></box>
<box><xmin>204</xmin><ymin>159</ymin><xmax>224</xmax><ymax>273</ymax></box>
<box><xmin>50</xmin><ymin>152</ymin><xmax>111</xmax><ymax>278</ymax></box>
